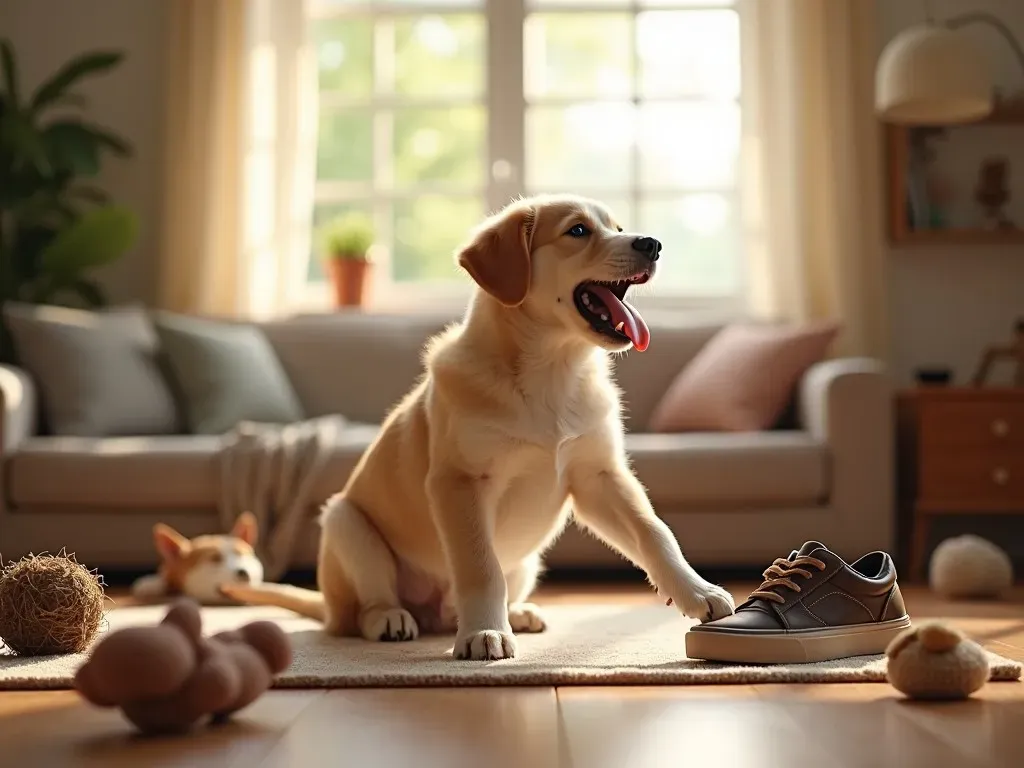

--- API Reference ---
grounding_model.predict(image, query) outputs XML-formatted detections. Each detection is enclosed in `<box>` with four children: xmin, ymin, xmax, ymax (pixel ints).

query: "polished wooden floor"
<box><xmin>1</xmin><ymin>582</ymin><xmax>1021</xmax><ymax>768</ymax></box>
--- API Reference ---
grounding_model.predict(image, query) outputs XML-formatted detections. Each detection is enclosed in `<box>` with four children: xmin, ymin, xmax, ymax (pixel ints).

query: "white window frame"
<box><xmin>302</xmin><ymin>0</ymin><xmax>748</xmax><ymax>316</ymax></box>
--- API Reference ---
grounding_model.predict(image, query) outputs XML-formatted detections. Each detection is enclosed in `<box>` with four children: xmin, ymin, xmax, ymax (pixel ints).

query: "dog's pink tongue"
<box><xmin>587</xmin><ymin>284</ymin><xmax>651</xmax><ymax>352</ymax></box>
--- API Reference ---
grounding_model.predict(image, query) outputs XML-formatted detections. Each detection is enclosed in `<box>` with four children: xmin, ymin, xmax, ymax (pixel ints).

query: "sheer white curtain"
<box><xmin>159</xmin><ymin>0</ymin><xmax>247</xmax><ymax>316</ymax></box>
<box><xmin>158</xmin><ymin>0</ymin><xmax>317</xmax><ymax>318</ymax></box>
<box><xmin>241</xmin><ymin>0</ymin><xmax>319</xmax><ymax>319</ymax></box>
<box><xmin>740</xmin><ymin>0</ymin><xmax>888</xmax><ymax>360</ymax></box>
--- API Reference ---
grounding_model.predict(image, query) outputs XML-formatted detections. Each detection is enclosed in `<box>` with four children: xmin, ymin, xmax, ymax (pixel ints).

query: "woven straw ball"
<box><xmin>0</xmin><ymin>553</ymin><xmax>106</xmax><ymax>656</ymax></box>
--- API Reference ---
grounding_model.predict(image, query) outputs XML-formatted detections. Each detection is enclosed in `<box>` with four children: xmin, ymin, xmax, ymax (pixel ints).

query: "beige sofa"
<box><xmin>0</xmin><ymin>312</ymin><xmax>894</xmax><ymax>572</ymax></box>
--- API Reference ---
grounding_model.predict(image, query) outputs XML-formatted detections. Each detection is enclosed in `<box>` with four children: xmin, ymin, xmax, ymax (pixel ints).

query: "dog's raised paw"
<box><xmin>674</xmin><ymin>582</ymin><xmax>736</xmax><ymax>623</ymax></box>
<box><xmin>508</xmin><ymin>602</ymin><xmax>546</xmax><ymax>633</ymax></box>
<box><xmin>361</xmin><ymin>607</ymin><xmax>419</xmax><ymax>642</ymax></box>
<box><xmin>454</xmin><ymin>629</ymin><xmax>517</xmax><ymax>660</ymax></box>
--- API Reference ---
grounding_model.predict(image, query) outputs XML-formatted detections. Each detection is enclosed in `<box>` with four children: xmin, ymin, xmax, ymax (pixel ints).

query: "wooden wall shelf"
<box><xmin>885</xmin><ymin>102</ymin><xmax>1024</xmax><ymax>246</ymax></box>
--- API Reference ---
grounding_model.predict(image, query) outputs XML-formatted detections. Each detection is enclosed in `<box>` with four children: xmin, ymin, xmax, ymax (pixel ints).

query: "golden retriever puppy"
<box><xmin>222</xmin><ymin>194</ymin><xmax>735</xmax><ymax>660</ymax></box>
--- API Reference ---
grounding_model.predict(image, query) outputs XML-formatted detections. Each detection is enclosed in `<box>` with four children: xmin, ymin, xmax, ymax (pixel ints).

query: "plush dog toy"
<box><xmin>885</xmin><ymin>621</ymin><xmax>989</xmax><ymax>700</ymax></box>
<box><xmin>74</xmin><ymin>598</ymin><xmax>291</xmax><ymax>735</ymax></box>
<box><xmin>132</xmin><ymin>513</ymin><xmax>265</xmax><ymax>605</ymax></box>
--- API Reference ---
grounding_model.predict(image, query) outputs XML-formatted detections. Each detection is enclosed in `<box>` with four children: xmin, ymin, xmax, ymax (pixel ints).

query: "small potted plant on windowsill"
<box><xmin>320</xmin><ymin>211</ymin><xmax>375</xmax><ymax>309</ymax></box>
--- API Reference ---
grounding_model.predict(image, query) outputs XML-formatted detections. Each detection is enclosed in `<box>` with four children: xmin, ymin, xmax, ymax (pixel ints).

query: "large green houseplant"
<box><xmin>0</xmin><ymin>38</ymin><xmax>139</xmax><ymax>361</ymax></box>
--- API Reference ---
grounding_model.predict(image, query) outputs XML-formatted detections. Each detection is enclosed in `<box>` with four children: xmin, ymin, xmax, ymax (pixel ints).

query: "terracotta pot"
<box><xmin>326</xmin><ymin>256</ymin><xmax>371</xmax><ymax>308</ymax></box>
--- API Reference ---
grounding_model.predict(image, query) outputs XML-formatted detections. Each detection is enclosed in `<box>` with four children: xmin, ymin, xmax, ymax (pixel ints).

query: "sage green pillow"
<box><xmin>3</xmin><ymin>302</ymin><xmax>180</xmax><ymax>436</ymax></box>
<box><xmin>153</xmin><ymin>312</ymin><xmax>304</xmax><ymax>434</ymax></box>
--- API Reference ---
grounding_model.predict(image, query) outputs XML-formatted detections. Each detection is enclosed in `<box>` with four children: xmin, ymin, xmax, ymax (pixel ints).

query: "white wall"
<box><xmin>880</xmin><ymin>0</ymin><xmax>1024</xmax><ymax>386</ymax></box>
<box><xmin>0</xmin><ymin>0</ymin><xmax>169</xmax><ymax>305</ymax></box>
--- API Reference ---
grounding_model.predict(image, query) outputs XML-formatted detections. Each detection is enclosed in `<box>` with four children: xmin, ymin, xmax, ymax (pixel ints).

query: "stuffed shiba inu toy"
<box><xmin>132</xmin><ymin>513</ymin><xmax>264</xmax><ymax>605</ymax></box>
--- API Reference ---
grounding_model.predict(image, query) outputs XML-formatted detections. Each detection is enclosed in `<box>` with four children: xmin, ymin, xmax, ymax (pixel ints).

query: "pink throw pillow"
<box><xmin>647</xmin><ymin>321</ymin><xmax>841</xmax><ymax>433</ymax></box>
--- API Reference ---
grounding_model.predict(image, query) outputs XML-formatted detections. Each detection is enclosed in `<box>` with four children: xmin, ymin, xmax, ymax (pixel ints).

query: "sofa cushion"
<box><xmin>262</xmin><ymin>313</ymin><xmax>453</xmax><ymax>424</ymax></box>
<box><xmin>5</xmin><ymin>425</ymin><xmax>381</xmax><ymax>509</ymax></box>
<box><xmin>626</xmin><ymin>431</ymin><xmax>828</xmax><ymax>507</ymax></box>
<box><xmin>647</xmin><ymin>320</ymin><xmax>840</xmax><ymax>433</ymax></box>
<box><xmin>154</xmin><ymin>312</ymin><xmax>305</xmax><ymax>434</ymax></box>
<box><xmin>3</xmin><ymin>302</ymin><xmax>180</xmax><ymax>437</ymax></box>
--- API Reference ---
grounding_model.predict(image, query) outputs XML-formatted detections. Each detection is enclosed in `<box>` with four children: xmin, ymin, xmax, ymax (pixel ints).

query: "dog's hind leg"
<box><xmin>505</xmin><ymin>554</ymin><xmax>547</xmax><ymax>633</ymax></box>
<box><xmin>320</xmin><ymin>495</ymin><xmax>419</xmax><ymax>642</ymax></box>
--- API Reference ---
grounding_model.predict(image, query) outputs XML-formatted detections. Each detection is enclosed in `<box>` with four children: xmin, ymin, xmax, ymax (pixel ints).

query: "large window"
<box><xmin>305</xmin><ymin>0</ymin><xmax>743</xmax><ymax>309</ymax></box>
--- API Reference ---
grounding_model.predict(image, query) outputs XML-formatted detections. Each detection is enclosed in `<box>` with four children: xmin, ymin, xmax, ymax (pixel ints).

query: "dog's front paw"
<box><xmin>361</xmin><ymin>607</ymin><xmax>419</xmax><ymax>642</ymax></box>
<box><xmin>131</xmin><ymin>574</ymin><xmax>167</xmax><ymax>600</ymax></box>
<box><xmin>508</xmin><ymin>602</ymin><xmax>546</xmax><ymax>633</ymax></box>
<box><xmin>454</xmin><ymin>629</ymin><xmax>517</xmax><ymax>660</ymax></box>
<box><xmin>673</xmin><ymin>582</ymin><xmax>736</xmax><ymax>623</ymax></box>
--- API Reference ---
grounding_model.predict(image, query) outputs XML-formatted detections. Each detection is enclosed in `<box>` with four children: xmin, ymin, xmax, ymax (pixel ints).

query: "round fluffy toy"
<box><xmin>929</xmin><ymin>534</ymin><xmax>1013</xmax><ymax>600</ymax></box>
<box><xmin>886</xmin><ymin>621</ymin><xmax>990</xmax><ymax>700</ymax></box>
<box><xmin>0</xmin><ymin>552</ymin><xmax>106</xmax><ymax>656</ymax></box>
<box><xmin>74</xmin><ymin>598</ymin><xmax>292</xmax><ymax>735</ymax></box>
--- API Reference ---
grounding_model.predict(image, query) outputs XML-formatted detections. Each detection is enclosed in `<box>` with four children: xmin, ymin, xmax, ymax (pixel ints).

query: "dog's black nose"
<box><xmin>235</xmin><ymin>569</ymin><xmax>251</xmax><ymax>582</ymax></box>
<box><xmin>632</xmin><ymin>236</ymin><xmax>661</xmax><ymax>262</ymax></box>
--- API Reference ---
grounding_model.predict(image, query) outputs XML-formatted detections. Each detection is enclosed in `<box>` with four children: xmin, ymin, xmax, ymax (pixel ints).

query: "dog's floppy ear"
<box><xmin>456</xmin><ymin>204</ymin><xmax>535</xmax><ymax>307</ymax></box>
<box><xmin>153</xmin><ymin>523</ymin><xmax>190</xmax><ymax>563</ymax></box>
<box><xmin>231</xmin><ymin>511</ymin><xmax>259</xmax><ymax>547</ymax></box>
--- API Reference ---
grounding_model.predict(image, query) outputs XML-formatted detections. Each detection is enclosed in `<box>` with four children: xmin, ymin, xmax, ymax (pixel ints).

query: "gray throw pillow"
<box><xmin>3</xmin><ymin>302</ymin><xmax>180</xmax><ymax>436</ymax></box>
<box><xmin>153</xmin><ymin>312</ymin><xmax>304</xmax><ymax>434</ymax></box>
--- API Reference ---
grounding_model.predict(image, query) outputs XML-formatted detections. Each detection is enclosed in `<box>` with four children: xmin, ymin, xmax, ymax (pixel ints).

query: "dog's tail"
<box><xmin>219</xmin><ymin>582</ymin><xmax>326</xmax><ymax>622</ymax></box>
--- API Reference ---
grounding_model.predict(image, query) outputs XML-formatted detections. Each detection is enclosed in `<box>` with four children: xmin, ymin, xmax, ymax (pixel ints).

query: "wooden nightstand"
<box><xmin>897</xmin><ymin>387</ymin><xmax>1024</xmax><ymax>579</ymax></box>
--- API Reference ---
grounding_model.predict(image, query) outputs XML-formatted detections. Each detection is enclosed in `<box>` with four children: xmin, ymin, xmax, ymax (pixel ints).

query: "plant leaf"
<box><xmin>41</xmin><ymin>120</ymin><xmax>100</xmax><ymax>176</ymax></box>
<box><xmin>30</xmin><ymin>51</ymin><xmax>123</xmax><ymax>113</ymax></box>
<box><xmin>68</xmin><ymin>278</ymin><xmax>106</xmax><ymax>308</ymax></box>
<box><xmin>68</xmin><ymin>184</ymin><xmax>110</xmax><ymax>204</ymax></box>
<box><xmin>79</xmin><ymin>122</ymin><xmax>132</xmax><ymax>156</ymax></box>
<box><xmin>39</xmin><ymin>205</ymin><xmax>138</xmax><ymax>280</ymax></box>
<box><xmin>0</xmin><ymin>39</ymin><xmax>18</xmax><ymax>108</ymax></box>
<box><xmin>0</xmin><ymin>114</ymin><xmax>51</xmax><ymax>174</ymax></box>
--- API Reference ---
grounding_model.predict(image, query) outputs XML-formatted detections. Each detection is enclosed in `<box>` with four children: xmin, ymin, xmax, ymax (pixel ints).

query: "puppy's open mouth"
<box><xmin>572</xmin><ymin>271</ymin><xmax>652</xmax><ymax>351</ymax></box>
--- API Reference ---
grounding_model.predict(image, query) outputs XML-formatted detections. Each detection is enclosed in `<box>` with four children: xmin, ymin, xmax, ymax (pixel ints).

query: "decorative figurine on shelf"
<box><xmin>971</xmin><ymin>319</ymin><xmax>1024</xmax><ymax>387</ymax></box>
<box><xmin>974</xmin><ymin>156</ymin><xmax>1016</xmax><ymax>231</ymax></box>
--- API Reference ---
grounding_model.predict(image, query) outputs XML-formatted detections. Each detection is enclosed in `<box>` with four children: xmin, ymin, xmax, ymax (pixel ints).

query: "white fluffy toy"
<box><xmin>929</xmin><ymin>534</ymin><xmax>1014</xmax><ymax>600</ymax></box>
<box><xmin>886</xmin><ymin>622</ymin><xmax>990</xmax><ymax>700</ymax></box>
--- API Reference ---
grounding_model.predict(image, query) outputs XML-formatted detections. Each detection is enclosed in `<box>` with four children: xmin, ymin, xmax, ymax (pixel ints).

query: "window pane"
<box><xmin>309</xmin><ymin>201</ymin><xmax>375</xmax><ymax>282</ymax></box>
<box><xmin>311</xmin><ymin>18</ymin><xmax>373</xmax><ymax>96</ymax></box>
<box><xmin>639</xmin><ymin>194</ymin><xmax>739</xmax><ymax>295</ymax></box>
<box><xmin>524</xmin><ymin>13</ymin><xmax>632</xmax><ymax>99</ymax></box>
<box><xmin>526</xmin><ymin>103</ymin><xmax>633</xmax><ymax>189</ymax></box>
<box><xmin>394</xmin><ymin>107</ymin><xmax>485</xmax><ymax>186</ymax></box>
<box><xmin>392</xmin><ymin>196</ymin><xmax>483</xmax><ymax>282</ymax></box>
<box><xmin>637</xmin><ymin>10</ymin><xmax>740</xmax><ymax>98</ymax></box>
<box><xmin>638</xmin><ymin>102</ymin><xmax>739</xmax><ymax>189</ymax></box>
<box><xmin>394</xmin><ymin>15</ymin><xmax>484</xmax><ymax>97</ymax></box>
<box><xmin>317</xmin><ymin>109</ymin><xmax>373</xmax><ymax>182</ymax></box>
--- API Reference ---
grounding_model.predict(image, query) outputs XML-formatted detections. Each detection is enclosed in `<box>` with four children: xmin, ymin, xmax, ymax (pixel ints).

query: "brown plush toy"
<box><xmin>74</xmin><ymin>598</ymin><xmax>291</xmax><ymax>735</ymax></box>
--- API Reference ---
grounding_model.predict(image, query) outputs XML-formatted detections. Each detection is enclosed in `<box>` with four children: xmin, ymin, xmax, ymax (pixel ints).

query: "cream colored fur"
<box><xmin>222</xmin><ymin>194</ymin><xmax>735</xmax><ymax>660</ymax></box>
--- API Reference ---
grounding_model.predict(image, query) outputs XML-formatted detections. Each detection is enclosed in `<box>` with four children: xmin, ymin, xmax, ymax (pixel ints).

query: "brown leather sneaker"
<box><xmin>685</xmin><ymin>541</ymin><xmax>911</xmax><ymax>664</ymax></box>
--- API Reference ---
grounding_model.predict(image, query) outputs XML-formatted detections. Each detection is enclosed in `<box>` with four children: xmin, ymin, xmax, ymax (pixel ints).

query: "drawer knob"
<box><xmin>992</xmin><ymin>419</ymin><xmax>1010</xmax><ymax>437</ymax></box>
<box><xmin>992</xmin><ymin>467</ymin><xmax>1010</xmax><ymax>486</ymax></box>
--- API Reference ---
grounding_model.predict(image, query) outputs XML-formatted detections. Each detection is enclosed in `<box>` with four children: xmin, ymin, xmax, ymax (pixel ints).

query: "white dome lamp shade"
<box><xmin>875</xmin><ymin>23</ymin><xmax>993</xmax><ymax>125</ymax></box>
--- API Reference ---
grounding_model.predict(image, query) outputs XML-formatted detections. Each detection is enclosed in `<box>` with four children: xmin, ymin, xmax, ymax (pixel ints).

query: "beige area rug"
<box><xmin>1</xmin><ymin>603</ymin><xmax>1020</xmax><ymax>689</ymax></box>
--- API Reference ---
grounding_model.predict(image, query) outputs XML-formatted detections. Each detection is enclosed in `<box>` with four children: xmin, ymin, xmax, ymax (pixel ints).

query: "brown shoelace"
<box><xmin>748</xmin><ymin>555</ymin><xmax>827</xmax><ymax>604</ymax></box>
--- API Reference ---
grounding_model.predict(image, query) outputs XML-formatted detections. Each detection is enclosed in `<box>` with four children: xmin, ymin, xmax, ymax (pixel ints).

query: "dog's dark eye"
<box><xmin>566</xmin><ymin>223</ymin><xmax>590</xmax><ymax>238</ymax></box>
<box><xmin>209</xmin><ymin>552</ymin><xmax>223</xmax><ymax>564</ymax></box>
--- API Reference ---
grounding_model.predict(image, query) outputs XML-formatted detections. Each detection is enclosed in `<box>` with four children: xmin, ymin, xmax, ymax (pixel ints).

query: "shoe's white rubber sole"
<box><xmin>685</xmin><ymin>615</ymin><xmax>913</xmax><ymax>664</ymax></box>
